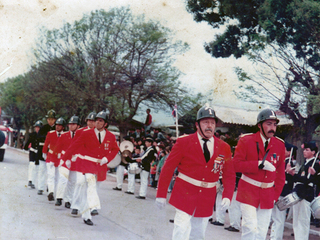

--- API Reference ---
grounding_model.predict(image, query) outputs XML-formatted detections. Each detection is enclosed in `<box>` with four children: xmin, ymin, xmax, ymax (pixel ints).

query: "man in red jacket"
<box><xmin>62</xmin><ymin>111</ymin><xmax>119</xmax><ymax>225</ymax></box>
<box><xmin>233</xmin><ymin>109</ymin><xmax>285</xmax><ymax>240</ymax></box>
<box><xmin>43</xmin><ymin>117</ymin><xmax>66</xmax><ymax>201</ymax></box>
<box><xmin>55</xmin><ymin>116</ymin><xmax>81</xmax><ymax>208</ymax></box>
<box><xmin>156</xmin><ymin>104</ymin><xmax>235</xmax><ymax>240</ymax></box>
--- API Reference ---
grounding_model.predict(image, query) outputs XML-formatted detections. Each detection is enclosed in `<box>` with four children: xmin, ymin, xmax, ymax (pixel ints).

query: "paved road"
<box><xmin>1</xmin><ymin>147</ymin><xmax>319</xmax><ymax>239</ymax></box>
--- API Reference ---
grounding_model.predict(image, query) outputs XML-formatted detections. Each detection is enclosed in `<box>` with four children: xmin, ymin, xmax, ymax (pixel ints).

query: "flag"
<box><xmin>172</xmin><ymin>104</ymin><xmax>177</xmax><ymax>118</ymax></box>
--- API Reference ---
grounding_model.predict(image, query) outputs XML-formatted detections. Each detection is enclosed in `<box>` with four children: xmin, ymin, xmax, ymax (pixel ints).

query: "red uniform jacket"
<box><xmin>62</xmin><ymin>128</ymin><xmax>119</xmax><ymax>181</ymax></box>
<box><xmin>233</xmin><ymin>132</ymin><xmax>285</xmax><ymax>209</ymax></box>
<box><xmin>55</xmin><ymin>131</ymin><xmax>76</xmax><ymax>171</ymax></box>
<box><xmin>156</xmin><ymin>133</ymin><xmax>235</xmax><ymax>217</ymax></box>
<box><xmin>42</xmin><ymin>130</ymin><xmax>63</xmax><ymax>167</ymax></box>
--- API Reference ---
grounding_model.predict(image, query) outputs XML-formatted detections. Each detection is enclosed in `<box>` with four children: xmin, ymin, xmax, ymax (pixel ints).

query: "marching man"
<box><xmin>55</xmin><ymin>116</ymin><xmax>81</xmax><ymax>208</ymax></box>
<box><xmin>156</xmin><ymin>104</ymin><xmax>235</xmax><ymax>239</ymax></box>
<box><xmin>233</xmin><ymin>109</ymin><xmax>285</xmax><ymax>239</ymax></box>
<box><xmin>42</xmin><ymin>117</ymin><xmax>66</xmax><ymax>201</ymax></box>
<box><xmin>62</xmin><ymin>110</ymin><xmax>119</xmax><ymax>225</ymax></box>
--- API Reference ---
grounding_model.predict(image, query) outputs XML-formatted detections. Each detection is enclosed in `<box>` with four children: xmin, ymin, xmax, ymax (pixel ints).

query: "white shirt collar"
<box><xmin>260</xmin><ymin>134</ymin><xmax>270</xmax><ymax>144</ymax></box>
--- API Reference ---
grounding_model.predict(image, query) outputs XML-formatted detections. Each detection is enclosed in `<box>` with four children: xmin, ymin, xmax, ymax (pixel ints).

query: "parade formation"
<box><xmin>21</xmin><ymin>105</ymin><xmax>320</xmax><ymax>239</ymax></box>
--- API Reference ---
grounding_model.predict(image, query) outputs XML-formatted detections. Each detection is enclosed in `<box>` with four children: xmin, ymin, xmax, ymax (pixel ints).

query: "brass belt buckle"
<box><xmin>261</xmin><ymin>182</ymin><xmax>268</xmax><ymax>188</ymax></box>
<box><xmin>201</xmin><ymin>182</ymin><xmax>208</xmax><ymax>188</ymax></box>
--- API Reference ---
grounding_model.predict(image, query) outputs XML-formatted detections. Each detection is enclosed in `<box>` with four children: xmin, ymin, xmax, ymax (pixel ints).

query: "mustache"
<box><xmin>205</xmin><ymin>128</ymin><xmax>213</xmax><ymax>132</ymax></box>
<box><xmin>268</xmin><ymin>130</ymin><xmax>275</xmax><ymax>134</ymax></box>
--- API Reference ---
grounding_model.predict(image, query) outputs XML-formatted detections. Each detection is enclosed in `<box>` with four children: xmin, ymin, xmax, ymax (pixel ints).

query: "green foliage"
<box><xmin>1</xmin><ymin>7</ymin><xmax>201</xmax><ymax>134</ymax></box>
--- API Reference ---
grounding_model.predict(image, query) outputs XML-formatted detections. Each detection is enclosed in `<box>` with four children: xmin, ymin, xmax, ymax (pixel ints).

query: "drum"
<box><xmin>128</xmin><ymin>162</ymin><xmax>142</xmax><ymax>174</ymax></box>
<box><xmin>121</xmin><ymin>150</ymin><xmax>132</xmax><ymax>164</ymax></box>
<box><xmin>310</xmin><ymin>196</ymin><xmax>320</xmax><ymax>219</ymax></box>
<box><xmin>276</xmin><ymin>191</ymin><xmax>301</xmax><ymax>211</ymax></box>
<box><xmin>120</xmin><ymin>140</ymin><xmax>134</xmax><ymax>152</ymax></box>
<box><xmin>107</xmin><ymin>152</ymin><xmax>121</xmax><ymax>169</ymax></box>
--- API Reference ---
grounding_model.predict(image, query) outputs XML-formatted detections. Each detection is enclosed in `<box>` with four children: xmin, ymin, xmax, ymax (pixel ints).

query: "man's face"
<box><xmin>55</xmin><ymin>124</ymin><xmax>64</xmax><ymax>132</ymax></box>
<box><xmin>35</xmin><ymin>126</ymin><xmax>40</xmax><ymax>133</ymax></box>
<box><xmin>68</xmin><ymin>123</ymin><xmax>78</xmax><ymax>132</ymax></box>
<box><xmin>87</xmin><ymin>120</ymin><xmax>95</xmax><ymax>129</ymax></box>
<box><xmin>196</xmin><ymin>118</ymin><xmax>216</xmax><ymax>139</ymax></box>
<box><xmin>259</xmin><ymin>120</ymin><xmax>277</xmax><ymax>139</ymax></box>
<box><xmin>303</xmin><ymin>148</ymin><xmax>315</xmax><ymax>159</ymax></box>
<box><xmin>145</xmin><ymin>141</ymin><xmax>152</xmax><ymax>147</ymax></box>
<box><xmin>95</xmin><ymin>118</ymin><xmax>107</xmax><ymax>131</ymax></box>
<box><xmin>47</xmin><ymin>118</ymin><xmax>56</xmax><ymax>126</ymax></box>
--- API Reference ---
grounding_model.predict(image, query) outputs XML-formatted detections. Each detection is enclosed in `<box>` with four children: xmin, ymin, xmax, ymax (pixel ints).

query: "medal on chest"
<box><xmin>212</xmin><ymin>155</ymin><xmax>225</xmax><ymax>173</ymax></box>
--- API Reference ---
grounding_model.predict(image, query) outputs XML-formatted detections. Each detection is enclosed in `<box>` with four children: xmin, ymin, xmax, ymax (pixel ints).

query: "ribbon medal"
<box><xmin>212</xmin><ymin>155</ymin><xmax>225</xmax><ymax>173</ymax></box>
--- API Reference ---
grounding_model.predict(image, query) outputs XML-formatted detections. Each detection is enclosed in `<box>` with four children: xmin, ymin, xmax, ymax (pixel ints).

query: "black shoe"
<box><xmin>71</xmin><ymin>209</ymin><xmax>78</xmax><ymax>215</ymax></box>
<box><xmin>125</xmin><ymin>191</ymin><xmax>134</xmax><ymax>195</ymax></box>
<box><xmin>136</xmin><ymin>196</ymin><xmax>146</xmax><ymax>199</ymax></box>
<box><xmin>91</xmin><ymin>209</ymin><xmax>99</xmax><ymax>216</ymax></box>
<box><xmin>65</xmin><ymin>202</ymin><xmax>71</xmax><ymax>208</ymax></box>
<box><xmin>113</xmin><ymin>187</ymin><xmax>122</xmax><ymax>191</ymax></box>
<box><xmin>83</xmin><ymin>219</ymin><xmax>93</xmax><ymax>226</ymax></box>
<box><xmin>211</xmin><ymin>221</ymin><xmax>224</xmax><ymax>226</ymax></box>
<box><xmin>37</xmin><ymin>190</ymin><xmax>43</xmax><ymax>195</ymax></box>
<box><xmin>55</xmin><ymin>198</ymin><xmax>62</xmax><ymax>206</ymax></box>
<box><xmin>48</xmin><ymin>192</ymin><xmax>54</xmax><ymax>201</ymax></box>
<box><xmin>169</xmin><ymin>219</ymin><xmax>174</xmax><ymax>223</ymax></box>
<box><xmin>28</xmin><ymin>181</ymin><xmax>32</xmax><ymax>186</ymax></box>
<box><xmin>224</xmin><ymin>226</ymin><xmax>240</xmax><ymax>232</ymax></box>
<box><xmin>208</xmin><ymin>218</ymin><xmax>213</xmax><ymax>222</ymax></box>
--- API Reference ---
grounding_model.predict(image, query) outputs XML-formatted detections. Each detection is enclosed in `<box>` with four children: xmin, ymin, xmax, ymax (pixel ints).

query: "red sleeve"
<box><xmin>42</xmin><ymin>133</ymin><xmax>51</xmax><ymax>153</ymax></box>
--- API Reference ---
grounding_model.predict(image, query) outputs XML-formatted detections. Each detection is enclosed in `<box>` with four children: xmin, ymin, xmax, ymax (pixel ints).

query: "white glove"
<box><xmin>155</xmin><ymin>198</ymin><xmax>166</xmax><ymax>210</ymax></box>
<box><xmin>57</xmin><ymin>153</ymin><xmax>61</xmax><ymax>159</ymax></box>
<box><xmin>220</xmin><ymin>198</ymin><xmax>231</xmax><ymax>211</ymax></box>
<box><xmin>43</xmin><ymin>153</ymin><xmax>47</xmax><ymax>159</ymax></box>
<box><xmin>100</xmin><ymin>157</ymin><xmax>108</xmax><ymax>166</ymax></box>
<box><xmin>71</xmin><ymin>155</ymin><xmax>77</xmax><ymax>162</ymax></box>
<box><xmin>59</xmin><ymin>159</ymin><xmax>64</xmax><ymax>167</ymax></box>
<box><xmin>65</xmin><ymin>160</ymin><xmax>71</xmax><ymax>169</ymax></box>
<box><xmin>259</xmin><ymin>161</ymin><xmax>276</xmax><ymax>172</ymax></box>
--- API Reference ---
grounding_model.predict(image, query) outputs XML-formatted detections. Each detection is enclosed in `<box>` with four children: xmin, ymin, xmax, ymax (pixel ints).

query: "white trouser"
<box><xmin>116</xmin><ymin>165</ymin><xmax>125</xmax><ymax>189</ymax></box>
<box><xmin>37</xmin><ymin>160</ymin><xmax>47</xmax><ymax>191</ymax></box>
<box><xmin>71</xmin><ymin>172</ymin><xmax>86</xmax><ymax>211</ymax></box>
<box><xmin>240</xmin><ymin>203</ymin><xmax>272</xmax><ymax>240</ymax></box>
<box><xmin>127</xmin><ymin>171</ymin><xmax>135</xmax><ymax>193</ymax></box>
<box><xmin>46</xmin><ymin>162</ymin><xmax>59</xmax><ymax>194</ymax></box>
<box><xmin>293</xmin><ymin>199</ymin><xmax>311</xmax><ymax>240</ymax></box>
<box><xmin>56</xmin><ymin>167</ymin><xmax>77</xmax><ymax>202</ymax></box>
<box><xmin>270</xmin><ymin>196</ymin><xmax>286</xmax><ymax>240</ymax></box>
<box><xmin>86</xmin><ymin>173</ymin><xmax>100</xmax><ymax>209</ymax></box>
<box><xmin>172</xmin><ymin>208</ymin><xmax>210</xmax><ymax>240</ymax></box>
<box><xmin>28</xmin><ymin>161</ymin><xmax>37</xmax><ymax>183</ymax></box>
<box><xmin>215</xmin><ymin>191</ymin><xmax>225</xmax><ymax>223</ymax></box>
<box><xmin>229</xmin><ymin>191</ymin><xmax>241</xmax><ymax>230</ymax></box>
<box><xmin>139</xmin><ymin>170</ymin><xmax>149</xmax><ymax>197</ymax></box>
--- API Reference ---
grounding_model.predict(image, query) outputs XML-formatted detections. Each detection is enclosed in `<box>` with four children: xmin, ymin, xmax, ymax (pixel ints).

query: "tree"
<box><xmin>186</xmin><ymin>0</ymin><xmax>320</xmax><ymax>141</ymax></box>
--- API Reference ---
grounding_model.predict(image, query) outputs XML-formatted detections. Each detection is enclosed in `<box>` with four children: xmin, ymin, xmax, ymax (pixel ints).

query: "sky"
<box><xmin>0</xmin><ymin>0</ymin><xmax>259</xmax><ymax>126</ymax></box>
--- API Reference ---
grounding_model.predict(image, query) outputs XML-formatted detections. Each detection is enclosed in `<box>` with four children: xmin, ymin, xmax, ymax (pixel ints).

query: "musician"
<box><xmin>24</xmin><ymin>120</ymin><xmax>43</xmax><ymax>189</ymax></box>
<box><xmin>287</xmin><ymin>141</ymin><xmax>320</xmax><ymax>240</ymax></box>
<box><xmin>113</xmin><ymin>137</ymin><xmax>131</xmax><ymax>191</ymax></box>
<box><xmin>156</xmin><ymin>104</ymin><xmax>235</xmax><ymax>240</ymax></box>
<box><xmin>125</xmin><ymin>146</ymin><xmax>141</xmax><ymax>195</ymax></box>
<box><xmin>270</xmin><ymin>142</ymin><xmax>297</xmax><ymax>240</ymax></box>
<box><xmin>135</xmin><ymin>137</ymin><xmax>157</xmax><ymax>199</ymax></box>
<box><xmin>62</xmin><ymin>111</ymin><xmax>119</xmax><ymax>225</ymax></box>
<box><xmin>233</xmin><ymin>109</ymin><xmax>285</xmax><ymax>240</ymax></box>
